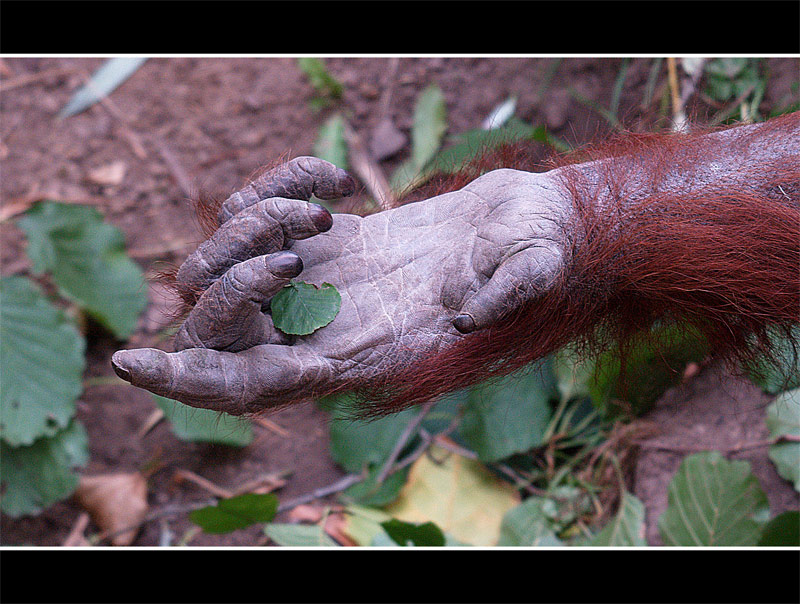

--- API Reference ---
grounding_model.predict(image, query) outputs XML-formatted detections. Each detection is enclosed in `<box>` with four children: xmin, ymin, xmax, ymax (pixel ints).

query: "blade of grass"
<box><xmin>59</xmin><ymin>57</ymin><xmax>147</xmax><ymax>118</ymax></box>
<box><xmin>642</xmin><ymin>58</ymin><xmax>664</xmax><ymax>109</ymax></box>
<box><xmin>608</xmin><ymin>58</ymin><xmax>630</xmax><ymax>121</ymax></box>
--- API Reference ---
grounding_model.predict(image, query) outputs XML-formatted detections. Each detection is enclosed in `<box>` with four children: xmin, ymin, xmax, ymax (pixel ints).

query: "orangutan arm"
<box><xmin>111</xmin><ymin>113</ymin><xmax>800</xmax><ymax>416</ymax></box>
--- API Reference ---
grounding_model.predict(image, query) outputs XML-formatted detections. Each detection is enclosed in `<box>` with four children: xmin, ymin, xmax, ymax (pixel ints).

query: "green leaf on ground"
<box><xmin>704</xmin><ymin>58</ymin><xmax>762</xmax><ymax>102</ymax></box>
<box><xmin>427</xmin><ymin>118</ymin><xmax>534</xmax><ymax>176</ymax></box>
<box><xmin>190</xmin><ymin>493</ymin><xmax>278</xmax><ymax>534</ymax></box>
<box><xmin>341</xmin><ymin>465</ymin><xmax>408</xmax><ymax>507</ymax></box>
<box><xmin>270</xmin><ymin>281</ymin><xmax>341</xmax><ymax>336</ymax></box>
<box><xmin>18</xmin><ymin>201</ymin><xmax>147</xmax><ymax>339</ymax></box>
<box><xmin>757</xmin><ymin>511</ymin><xmax>800</xmax><ymax>546</ymax></box>
<box><xmin>459</xmin><ymin>363</ymin><xmax>556</xmax><ymax>462</ymax></box>
<box><xmin>328</xmin><ymin>397</ymin><xmax>419</xmax><ymax>473</ymax></box>
<box><xmin>391</xmin><ymin>84</ymin><xmax>448</xmax><ymax>192</ymax></box>
<box><xmin>658</xmin><ymin>451</ymin><xmax>770</xmax><ymax>546</ymax></box>
<box><xmin>747</xmin><ymin>325</ymin><xmax>800</xmax><ymax>394</ymax></box>
<box><xmin>265</xmin><ymin>523</ymin><xmax>339</xmax><ymax>547</ymax></box>
<box><xmin>313</xmin><ymin>113</ymin><xmax>348</xmax><ymax>171</ymax></box>
<box><xmin>410</xmin><ymin>84</ymin><xmax>448</xmax><ymax>170</ymax></box>
<box><xmin>381</xmin><ymin>519</ymin><xmax>446</xmax><ymax>546</ymax></box>
<box><xmin>498</xmin><ymin>496</ymin><xmax>563</xmax><ymax>546</ymax></box>
<box><xmin>0</xmin><ymin>276</ymin><xmax>85</xmax><ymax>446</ymax></box>
<box><xmin>765</xmin><ymin>388</ymin><xmax>800</xmax><ymax>492</ymax></box>
<box><xmin>297</xmin><ymin>58</ymin><xmax>344</xmax><ymax>99</ymax></box>
<box><xmin>152</xmin><ymin>395</ymin><xmax>252</xmax><ymax>447</ymax></box>
<box><xmin>0</xmin><ymin>421</ymin><xmax>89</xmax><ymax>517</ymax></box>
<box><xmin>590</xmin><ymin>492</ymin><xmax>647</xmax><ymax>546</ymax></box>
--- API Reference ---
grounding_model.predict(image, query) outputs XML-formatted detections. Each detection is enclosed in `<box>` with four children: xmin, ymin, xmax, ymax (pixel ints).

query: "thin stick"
<box><xmin>253</xmin><ymin>417</ymin><xmax>290</xmax><ymax>438</ymax></box>
<box><xmin>636</xmin><ymin>434</ymin><xmax>798</xmax><ymax>454</ymax></box>
<box><xmin>344</xmin><ymin>121</ymin><xmax>396</xmax><ymax>210</ymax></box>
<box><xmin>277</xmin><ymin>473</ymin><xmax>363</xmax><ymax>513</ymax></box>
<box><xmin>174</xmin><ymin>469</ymin><xmax>234</xmax><ymax>498</ymax></box>
<box><xmin>375</xmin><ymin>397</ymin><xmax>438</xmax><ymax>484</ymax></box>
<box><xmin>666</xmin><ymin>57</ymin><xmax>682</xmax><ymax>122</ymax></box>
<box><xmin>0</xmin><ymin>67</ymin><xmax>76</xmax><ymax>92</ymax></box>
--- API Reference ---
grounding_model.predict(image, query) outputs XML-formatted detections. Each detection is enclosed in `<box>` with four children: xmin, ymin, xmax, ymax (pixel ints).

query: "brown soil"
<box><xmin>1</xmin><ymin>56</ymin><xmax>798</xmax><ymax>547</ymax></box>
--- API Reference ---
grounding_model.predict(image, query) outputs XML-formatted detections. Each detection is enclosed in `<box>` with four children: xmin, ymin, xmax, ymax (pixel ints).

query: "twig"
<box><xmin>666</xmin><ymin>57</ymin><xmax>682</xmax><ymax>125</ymax></box>
<box><xmin>492</xmin><ymin>463</ymin><xmax>549</xmax><ymax>498</ymax></box>
<box><xmin>708</xmin><ymin>84</ymin><xmax>757</xmax><ymax>125</ymax></box>
<box><xmin>62</xmin><ymin>512</ymin><xmax>91</xmax><ymax>546</ymax></box>
<box><xmin>252</xmin><ymin>417</ymin><xmax>290</xmax><ymax>438</ymax></box>
<box><xmin>174</xmin><ymin>469</ymin><xmax>234</xmax><ymax>498</ymax></box>
<box><xmin>668</xmin><ymin>57</ymin><xmax>706</xmax><ymax>131</ymax></box>
<box><xmin>277</xmin><ymin>473</ymin><xmax>363</xmax><ymax>513</ymax></box>
<box><xmin>91</xmin><ymin>498</ymin><xmax>217</xmax><ymax>545</ymax></box>
<box><xmin>343</xmin><ymin>121</ymin><xmax>396</xmax><ymax>210</ymax></box>
<box><xmin>232</xmin><ymin>470</ymin><xmax>291</xmax><ymax>496</ymax></box>
<box><xmin>375</xmin><ymin>397</ymin><xmax>438</xmax><ymax>484</ymax></box>
<box><xmin>635</xmin><ymin>434</ymin><xmax>798</xmax><ymax>454</ymax></box>
<box><xmin>0</xmin><ymin>66</ymin><xmax>76</xmax><ymax>92</ymax></box>
<box><xmin>390</xmin><ymin>429</ymin><xmax>433</xmax><ymax>473</ymax></box>
<box><xmin>136</xmin><ymin>408</ymin><xmax>165</xmax><ymax>439</ymax></box>
<box><xmin>152</xmin><ymin>137</ymin><xmax>195</xmax><ymax>199</ymax></box>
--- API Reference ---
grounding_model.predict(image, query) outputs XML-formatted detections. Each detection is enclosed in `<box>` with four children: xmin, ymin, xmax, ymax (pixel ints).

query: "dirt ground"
<box><xmin>1</xmin><ymin>56</ymin><xmax>798</xmax><ymax>547</ymax></box>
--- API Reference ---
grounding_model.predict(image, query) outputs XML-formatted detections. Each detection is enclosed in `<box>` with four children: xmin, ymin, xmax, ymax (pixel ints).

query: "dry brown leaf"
<box><xmin>87</xmin><ymin>160</ymin><xmax>127</xmax><ymax>186</ymax></box>
<box><xmin>323</xmin><ymin>511</ymin><xmax>358</xmax><ymax>547</ymax></box>
<box><xmin>75</xmin><ymin>472</ymin><xmax>148</xmax><ymax>546</ymax></box>
<box><xmin>288</xmin><ymin>504</ymin><xmax>324</xmax><ymax>524</ymax></box>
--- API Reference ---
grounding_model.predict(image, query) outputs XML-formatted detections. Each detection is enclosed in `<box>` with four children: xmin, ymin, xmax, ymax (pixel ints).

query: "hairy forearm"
<box><xmin>555</xmin><ymin>112</ymin><xmax>799</xmax><ymax>323</ymax></box>
<box><xmin>373</xmin><ymin>114</ymin><xmax>800</xmax><ymax>412</ymax></box>
<box><xmin>558</xmin><ymin>115</ymin><xmax>798</xmax><ymax>217</ymax></box>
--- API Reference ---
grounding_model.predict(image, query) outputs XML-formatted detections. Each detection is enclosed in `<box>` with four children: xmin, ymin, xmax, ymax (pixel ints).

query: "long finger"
<box><xmin>111</xmin><ymin>344</ymin><xmax>331</xmax><ymax>415</ymax></box>
<box><xmin>219</xmin><ymin>156</ymin><xmax>355</xmax><ymax>224</ymax></box>
<box><xmin>176</xmin><ymin>198</ymin><xmax>332</xmax><ymax>296</ymax></box>
<box><xmin>174</xmin><ymin>251</ymin><xmax>302</xmax><ymax>352</ymax></box>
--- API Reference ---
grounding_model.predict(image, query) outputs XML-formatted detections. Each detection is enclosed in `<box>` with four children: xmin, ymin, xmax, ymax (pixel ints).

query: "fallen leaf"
<box><xmin>288</xmin><ymin>504</ymin><xmax>324</xmax><ymax>524</ymax></box>
<box><xmin>75</xmin><ymin>472</ymin><xmax>148</xmax><ymax>546</ymax></box>
<box><xmin>87</xmin><ymin>160</ymin><xmax>127</xmax><ymax>186</ymax></box>
<box><xmin>324</xmin><ymin>511</ymin><xmax>358</xmax><ymax>546</ymax></box>
<box><xmin>384</xmin><ymin>444</ymin><xmax>519</xmax><ymax>546</ymax></box>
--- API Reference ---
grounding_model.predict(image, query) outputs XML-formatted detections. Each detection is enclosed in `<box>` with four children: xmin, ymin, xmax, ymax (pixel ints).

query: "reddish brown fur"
<box><xmin>349</xmin><ymin>113</ymin><xmax>800</xmax><ymax>416</ymax></box>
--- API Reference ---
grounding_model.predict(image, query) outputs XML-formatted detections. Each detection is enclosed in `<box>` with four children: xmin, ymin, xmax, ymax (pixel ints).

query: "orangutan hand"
<box><xmin>111</xmin><ymin>157</ymin><xmax>573</xmax><ymax>415</ymax></box>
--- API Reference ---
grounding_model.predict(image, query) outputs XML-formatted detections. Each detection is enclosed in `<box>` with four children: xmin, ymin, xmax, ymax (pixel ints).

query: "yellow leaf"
<box><xmin>384</xmin><ymin>444</ymin><xmax>519</xmax><ymax>546</ymax></box>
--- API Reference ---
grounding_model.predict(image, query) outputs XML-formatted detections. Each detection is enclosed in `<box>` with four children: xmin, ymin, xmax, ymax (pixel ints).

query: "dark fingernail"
<box><xmin>453</xmin><ymin>314</ymin><xmax>477</xmax><ymax>334</ymax></box>
<box><xmin>111</xmin><ymin>352</ymin><xmax>131</xmax><ymax>381</ymax></box>
<box><xmin>309</xmin><ymin>204</ymin><xmax>333</xmax><ymax>232</ymax></box>
<box><xmin>338</xmin><ymin>170</ymin><xmax>356</xmax><ymax>197</ymax></box>
<box><xmin>271</xmin><ymin>252</ymin><xmax>304</xmax><ymax>278</ymax></box>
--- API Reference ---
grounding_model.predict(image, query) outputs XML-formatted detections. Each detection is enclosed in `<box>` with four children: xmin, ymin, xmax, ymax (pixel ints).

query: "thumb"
<box><xmin>453</xmin><ymin>246</ymin><xmax>564</xmax><ymax>334</ymax></box>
